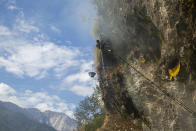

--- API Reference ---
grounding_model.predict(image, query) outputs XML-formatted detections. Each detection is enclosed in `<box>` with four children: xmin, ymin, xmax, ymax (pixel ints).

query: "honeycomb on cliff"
<box><xmin>92</xmin><ymin>0</ymin><xmax>196</xmax><ymax>130</ymax></box>
<box><xmin>168</xmin><ymin>61</ymin><xmax>180</xmax><ymax>80</ymax></box>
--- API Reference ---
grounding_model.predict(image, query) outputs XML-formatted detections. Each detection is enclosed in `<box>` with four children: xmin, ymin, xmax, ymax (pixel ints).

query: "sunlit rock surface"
<box><xmin>93</xmin><ymin>0</ymin><xmax>196</xmax><ymax>130</ymax></box>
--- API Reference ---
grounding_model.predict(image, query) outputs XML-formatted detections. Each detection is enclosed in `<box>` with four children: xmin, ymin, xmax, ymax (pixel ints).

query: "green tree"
<box><xmin>74</xmin><ymin>86</ymin><xmax>105</xmax><ymax>129</ymax></box>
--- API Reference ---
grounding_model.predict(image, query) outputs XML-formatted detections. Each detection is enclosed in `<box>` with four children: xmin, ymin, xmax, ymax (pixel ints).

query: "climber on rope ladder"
<box><xmin>96</xmin><ymin>39</ymin><xmax>112</xmax><ymax>53</ymax></box>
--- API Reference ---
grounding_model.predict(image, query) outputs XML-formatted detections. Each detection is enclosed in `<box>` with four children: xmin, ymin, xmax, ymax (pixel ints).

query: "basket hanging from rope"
<box><xmin>88</xmin><ymin>72</ymin><xmax>96</xmax><ymax>78</ymax></box>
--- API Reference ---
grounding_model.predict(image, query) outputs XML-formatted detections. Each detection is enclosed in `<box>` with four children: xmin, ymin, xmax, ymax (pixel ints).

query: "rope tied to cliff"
<box><xmin>117</xmin><ymin>55</ymin><xmax>196</xmax><ymax>117</ymax></box>
<box><xmin>97</xmin><ymin>40</ymin><xmax>196</xmax><ymax>118</ymax></box>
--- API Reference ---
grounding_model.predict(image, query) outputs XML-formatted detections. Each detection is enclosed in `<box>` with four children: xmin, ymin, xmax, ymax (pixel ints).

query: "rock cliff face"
<box><xmin>93</xmin><ymin>0</ymin><xmax>196</xmax><ymax>130</ymax></box>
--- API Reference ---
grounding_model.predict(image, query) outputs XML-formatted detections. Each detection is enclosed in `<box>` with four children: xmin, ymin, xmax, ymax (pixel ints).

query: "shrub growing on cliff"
<box><xmin>74</xmin><ymin>86</ymin><xmax>105</xmax><ymax>130</ymax></box>
<box><xmin>81</xmin><ymin>113</ymin><xmax>105</xmax><ymax>131</ymax></box>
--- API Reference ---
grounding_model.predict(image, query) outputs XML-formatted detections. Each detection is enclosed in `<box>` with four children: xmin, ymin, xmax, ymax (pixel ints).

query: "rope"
<box><xmin>99</xmin><ymin>49</ymin><xmax>152</xmax><ymax>129</ymax></box>
<box><xmin>100</xmin><ymin>47</ymin><xmax>196</xmax><ymax>117</ymax></box>
<box><xmin>100</xmin><ymin>49</ymin><xmax>129</xmax><ymax>116</ymax></box>
<box><xmin>117</xmin><ymin>54</ymin><xmax>196</xmax><ymax>117</ymax></box>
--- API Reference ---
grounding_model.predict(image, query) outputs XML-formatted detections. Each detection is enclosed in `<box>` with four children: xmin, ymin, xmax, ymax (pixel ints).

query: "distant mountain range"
<box><xmin>0</xmin><ymin>101</ymin><xmax>77</xmax><ymax>131</ymax></box>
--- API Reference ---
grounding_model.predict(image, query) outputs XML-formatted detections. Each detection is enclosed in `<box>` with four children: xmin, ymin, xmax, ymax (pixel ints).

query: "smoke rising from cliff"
<box><xmin>91</xmin><ymin>0</ymin><xmax>162</xmax><ymax>59</ymax></box>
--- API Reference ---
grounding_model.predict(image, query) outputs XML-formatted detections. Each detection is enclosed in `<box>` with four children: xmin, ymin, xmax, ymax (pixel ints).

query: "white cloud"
<box><xmin>0</xmin><ymin>83</ymin><xmax>16</xmax><ymax>95</ymax></box>
<box><xmin>50</xmin><ymin>25</ymin><xmax>61</xmax><ymax>33</ymax></box>
<box><xmin>66</xmin><ymin>41</ymin><xmax>72</xmax><ymax>45</ymax></box>
<box><xmin>64</xmin><ymin>61</ymin><xmax>93</xmax><ymax>83</ymax></box>
<box><xmin>7</xmin><ymin>5</ymin><xmax>17</xmax><ymax>10</ymax></box>
<box><xmin>70</xmin><ymin>85</ymin><xmax>94</xmax><ymax>97</ymax></box>
<box><xmin>0</xmin><ymin>9</ymin><xmax>81</xmax><ymax>79</ymax></box>
<box><xmin>0</xmin><ymin>82</ymin><xmax>75</xmax><ymax>118</ymax></box>
<box><xmin>6</xmin><ymin>0</ymin><xmax>17</xmax><ymax>10</ymax></box>
<box><xmin>15</xmin><ymin>19</ymin><xmax>39</xmax><ymax>33</ymax></box>
<box><xmin>0</xmin><ymin>26</ymin><xmax>12</xmax><ymax>36</ymax></box>
<box><xmin>65</xmin><ymin>72</ymin><xmax>91</xmax><ymax>83</ymax></box>
<box><xmin>62</xmin><ymin>61</ymin><xmax>95</xmax><ymax>97</ymax></box>
<box><xmin>0</xmin><ymin>42</ymin><xmax>80</xmax><ymax>78</ymax></box>
<box><xmin>0</xmin><ymin>0</ymin><xmax>95</xmax><ymax>99</ymax></box>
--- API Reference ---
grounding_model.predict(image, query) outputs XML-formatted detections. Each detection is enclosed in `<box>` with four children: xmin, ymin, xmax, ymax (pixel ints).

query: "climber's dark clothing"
<box><xmin>96</xmin><ymin>40</ymin><xmax>105</xmax><ymax>50</ymax></box>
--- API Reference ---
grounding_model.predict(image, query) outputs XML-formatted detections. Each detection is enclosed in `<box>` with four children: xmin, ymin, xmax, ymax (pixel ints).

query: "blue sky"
<box><xmin>0</xmin><ymin>0</ymin><xmax>97</xmax><ymax>118</ymax></box>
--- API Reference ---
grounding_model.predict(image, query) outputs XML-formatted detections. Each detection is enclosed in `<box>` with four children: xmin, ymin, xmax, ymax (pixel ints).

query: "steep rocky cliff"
<box><xmin>92</xmin><ymin>0</ymin><xmax>196</xmax><ymax>130</ymax></box>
